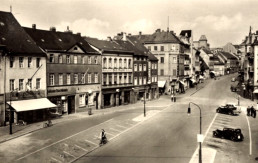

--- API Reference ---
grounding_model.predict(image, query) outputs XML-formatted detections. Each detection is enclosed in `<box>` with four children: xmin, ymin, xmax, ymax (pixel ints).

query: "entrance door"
<box><xmin>68</xmin><ymin>96</ymin><xmax>75</xmax><ymax>114</ymax></box>
<box><xmin>95</xmin><ymin>93</ymin><xmax>99</xmax><ymax>109</ymax></box>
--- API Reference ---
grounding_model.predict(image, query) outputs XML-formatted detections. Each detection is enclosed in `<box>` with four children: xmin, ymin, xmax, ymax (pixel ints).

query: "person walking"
<box><xmin>251</xmin><ymin>106</ymin><xmax>254</xmax><ymax>117</ymax></box>
<box><xmin>99</xmin><ymin>129</ymin><xmax>107</xmax><ymax>146</ymax></box>
<box><xmin>247</xmin><ymin>106</ymin><xmax>251</xmax><ymax>116</ymax></box>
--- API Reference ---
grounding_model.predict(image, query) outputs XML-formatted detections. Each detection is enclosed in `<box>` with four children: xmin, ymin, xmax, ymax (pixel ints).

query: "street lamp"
<box><xmin>187</xmin><ymin>102</ymin><xmax>202</xmax><ymax>163</ymax></box>
<box><xmin>9</xmin><ymin>88</ymin><xmax>18</xmax><ymax>135</ymax></box>
<box><xmin>143</xmin><ymin>81</ymin><xmax>151</xmax><ymax>117</ymax></box>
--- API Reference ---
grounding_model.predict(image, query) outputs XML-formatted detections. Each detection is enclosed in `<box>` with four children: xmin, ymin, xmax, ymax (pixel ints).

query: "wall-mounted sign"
<box><xmin>48</xmin><ymin>89</ymin><xmax>68</xmax><ymax>93</ymax></box>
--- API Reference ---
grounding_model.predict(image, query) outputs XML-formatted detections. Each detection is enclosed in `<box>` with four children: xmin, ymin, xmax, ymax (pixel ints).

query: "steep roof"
<box><xmin>84</xmin><ymin>37</ymin><xmax>133</xmax><ymax>54</ymax></box>
<box><xmin>24</xmin><ymin>27</ymin><xmax>98</xmax><ymax>54</ymax></box>
<box><xmin>201</xmin><ymin>47</ymin><xmax>213</xmax><ymax>54</ymax></box>
<box><xmin>199</xmin><ymin>35</ymin><xmax>207</xmax><ymax>41</ymax></box>
<box><xmin>199</xmin><ymin>56</ymin><xmax>209</xmax><ymax>69</ymax></box>
<box><xmin>218</xmin><ymin>51</ymin><xmax>238</xmax><ymax>60</ymax></box>
<box><xmin>134</xmin><ymin>30</ymin><xmax>183</xmax><ymax>44</ymax></box>
<box><xmin>0</xmin><ymin>11</ymin><xmax>44</xmax><ymax>55</ymax></box>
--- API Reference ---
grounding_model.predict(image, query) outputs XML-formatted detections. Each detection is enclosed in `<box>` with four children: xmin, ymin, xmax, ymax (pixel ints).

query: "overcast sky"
<box><xmin>1</xmin><ymin>0</ymin><xmax>258</xmax><ymax>47</ymax></box>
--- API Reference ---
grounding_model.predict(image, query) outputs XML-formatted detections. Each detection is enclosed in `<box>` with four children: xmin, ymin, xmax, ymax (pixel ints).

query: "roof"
<box><xmin>201</xmin><ymin>47</ymin><xmax>213</xmax><ymax>54</ymax></box>
<box><xmin>84</xmin><ymin>37</ymin><xmax>133</xmax><ymax>54</ymax></box>
<box><xmin>134</xmin><ymin>30</ymin><xmax>183</xmax><ymax>44</ymax></box>
<box><xmin>179</xmin><ymin>30</ymin><xmax>192</xmax><ymax>38</ymax></box>
<box><xmin>218</xmin><ymin>51</ymin><xmax>238</xmax><ymax>60</ymax></box>
<box><xmin>24</xmin><ymin>27</ymin><xmax>98</xmax><ymax>54</ymax></box>
<box><xmin>199</xmin><ymin>35</ymin><xmax>207</xmax><ymax>41</ymax></box>
<box><xmin>199</xmin><ymin>56</ymin><xmax>209</xmax><ymax>69</ymax></box>
<box><xmin>0</xmin><ymin>11</ymin><xmax>44</xmax><ymax>55</ymax></box>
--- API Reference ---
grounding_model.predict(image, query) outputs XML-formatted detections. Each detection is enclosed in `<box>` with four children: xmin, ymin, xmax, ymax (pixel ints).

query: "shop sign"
<box><xmin>48</xmin><ymin>88</ymin><xmax>68</xmax><ymax>93</ymax></box>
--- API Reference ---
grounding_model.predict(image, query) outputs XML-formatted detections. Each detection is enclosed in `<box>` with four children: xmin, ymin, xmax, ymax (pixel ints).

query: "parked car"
<box><xmin>216</xmin><ymin>103</ymin><xmax>241</xmax><ymax>115</ymax></box>
<box><xmin>213</xmin><ymin>128</ymin><xmax>244</xmax><ymax>141</ymax></box>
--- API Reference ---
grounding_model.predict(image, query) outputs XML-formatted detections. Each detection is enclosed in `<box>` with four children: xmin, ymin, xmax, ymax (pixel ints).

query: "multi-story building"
<box><xmin>25</xmin><ymin>26</ymin><xmax>102</xmax><ymax>114</ymax></box>
<box><xmin>216</xmin><ymin>51</ymin><xmax>239</xmax><ymax>74</ymax></box>
<box><xmin>85</xmin><ymin>37</ymin><xmax>134</xmax><ymax>108</ymax></box>
<box><xmin>134</xmin><ymin>29</ymin><xmax>186</xmax><ymax>94</ymax></box>
<box><xmin>114</xmin><ymin>33</ymin><xmax>159</xmax><ymax>101</ymax></box>
<box><xmin>0</xmin><ymin>11</ymin><xmax>53</xmax><ymax>126</ymax></box>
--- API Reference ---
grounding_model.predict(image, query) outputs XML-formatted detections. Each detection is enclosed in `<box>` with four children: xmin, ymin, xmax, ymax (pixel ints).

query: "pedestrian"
<box><xmin>99</xmin><ymin>129</ymin><xmax>107</xmax><ymax>146</ymax></box>
<box><xmin>251</xmin><ymin>106</ymin><xmax>254</xmax><ymax>117</ymax></box>
<box><xmin>247</xmin><ymin>106</ymin><xmax>251</xmax><ymax>116</ymax></box>
<box><xmin>171</xmin><ymin>94</ymin><xmax>174</xmax><ymax>102</ymax></box>
<box><xmin>254</xmin><ymin>108</ymin><xmax>257</xmax><ymax>118</ymax></box>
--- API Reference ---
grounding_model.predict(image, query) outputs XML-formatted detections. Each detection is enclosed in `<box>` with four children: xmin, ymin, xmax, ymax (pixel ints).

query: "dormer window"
<box><xmin>74</xmin><ymin>47</ymin><xmax>78</xmax><ymax>50</ymax></box>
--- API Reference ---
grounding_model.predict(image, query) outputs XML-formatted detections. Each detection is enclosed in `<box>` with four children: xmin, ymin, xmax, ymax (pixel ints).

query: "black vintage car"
<box><xmin>213</xmin><ymin>128</ymin><xmax>244</xmax><ymax>141</ymax></box>
<box><xmin>216</xmin><ymin>104</ymin><xmax>241</xmax><ymax>115</ymax></box>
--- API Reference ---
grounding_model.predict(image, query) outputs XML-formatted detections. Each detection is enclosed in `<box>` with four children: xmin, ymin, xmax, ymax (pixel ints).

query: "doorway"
<box><xmin>67</xmin><ymin>96</ymin><xmax>75</xmax><ymax>114</ymax></box>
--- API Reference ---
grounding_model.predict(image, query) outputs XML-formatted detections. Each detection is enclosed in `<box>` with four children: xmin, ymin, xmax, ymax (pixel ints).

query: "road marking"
<box><xmin>106</xmin><ymin>132</ymin><xmax>115</xmax><ymax>137</ymax></box>
<box><xmin>116</xmin><ymin>124</ymin><xmax>127</xmax><ymax>129</ymax></box>
<box><xmin>63</xmin><ymin>151</ymin><xmax>75</xmax><ymax>158</ymax></box>
<box><xmin>16</xmin><ymin>118</ymin><xmax>113</xmax><ymax>161</ymax></box>
<box><xmin>189</xmin><ymin>113</ymin><xmax>218</xmax><ymax>163</ymax></box>
<box><xmin>110</xmin><ymin>127</ymin><xmax>121</xmax><ymax>132</ymax></box>
<box><xmin>84</xmin><ymin>139</ymin><xmax>98</xmax><ymax>146</ymax></box>
<box><xmin>51</xmin><ymin>157</ymin><xmax>62</xmax><ymax>163</ymax></box>
<box><xmin>245</xmin><ymin>115</ymin><xmax>252</xmax><ymax>155</ymax></box>
<box><xmin>75</xmin><ymin>144</ymin><xmax>88</xmax><ymax>152</ymax></box>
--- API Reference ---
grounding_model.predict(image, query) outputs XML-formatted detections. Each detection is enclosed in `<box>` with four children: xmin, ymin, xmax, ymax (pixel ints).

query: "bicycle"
<box><xmin>43</xmin><ymin>120</ymin><xmax>53</xmax><ymax>128</ymax></box>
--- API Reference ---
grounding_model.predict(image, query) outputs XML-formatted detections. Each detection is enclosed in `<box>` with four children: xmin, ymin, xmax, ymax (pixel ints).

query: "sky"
<box><xmin>1</xmin><ymin>0</ymin><xmax>258</xmax><ymax>47</ymax></box>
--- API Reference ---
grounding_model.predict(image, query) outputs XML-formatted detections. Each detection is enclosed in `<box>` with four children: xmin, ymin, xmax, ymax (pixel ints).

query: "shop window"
<box><xmin>79</xmin><ymin>94</ymin><xmax>86</xmax><ymax>107</ymax></box>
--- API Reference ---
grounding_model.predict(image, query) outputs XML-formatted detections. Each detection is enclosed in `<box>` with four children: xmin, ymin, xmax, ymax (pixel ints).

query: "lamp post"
<box><xmin>144</xmin><ymin>81</ymin><xmax>151</xmax><ymax>117</ymax></box>
<box><xmin>9</xmin><ymin>88</ymin><xmax>18</xmax><ymax>135</ymax></box>
<box><xmin>187</xmin><ymin>102</ymin><xmax>202</xmax><ymax>163</ymax></box>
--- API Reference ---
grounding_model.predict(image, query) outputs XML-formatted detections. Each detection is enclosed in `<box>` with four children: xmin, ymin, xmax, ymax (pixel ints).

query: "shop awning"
<box><xmin>7</xmin><ymin>98</ymin><xmax>57</xmax><ymax>112</ymax></box>
<box><xmin>253</xmin><ymin>89</ymin><xmax>258</xmax><ymax>93</ymax></box>
<box><xmin>179</xmin><ymin>80</ymin><xmax>185</xmax><ymax>85</ymax></box>
<box><xmin>158</xmin><ymin>81</ymin><xmax>166</xmax><ymax>88</ymax></box>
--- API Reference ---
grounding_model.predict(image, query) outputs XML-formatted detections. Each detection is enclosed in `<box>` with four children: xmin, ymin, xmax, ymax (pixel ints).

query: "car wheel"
<box><xmin>228</xmin><ymin>111</ymin><xmax>232</xmax><ymax>115</ymax></box>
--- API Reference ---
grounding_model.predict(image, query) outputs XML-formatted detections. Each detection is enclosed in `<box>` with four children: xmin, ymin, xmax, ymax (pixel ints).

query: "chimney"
<box><xmin>32</xmin><ymin>24</ymin><xmax>36</xmax><ymax>29</ymax></box>
<box><xmin>156</xmin><ymin>29</ymin><xmax>161</xmax><ymax>33</ymax></box>
<box><xmin>123</xmin><ymin>32</ymin><xmax>127</xmax><ymax>41</ymax></box>
<box><xmin>77</xmin><ymin>32</ymin><xmax>81</xmax><ymax>36</ymax></box>
<box><xmin>107</xmin><ymin>36</ymin><xmax>112</xmax><ymax>41</ymax></box>
<box><xmin>50</xmin><ymin>27</ymin><xmax>56</xmax><ymax>32</ymax></box>
<box><xmin>139</xmin><ymin>31</ymin><xmax>142</xmax><ymax>36</ymax></box>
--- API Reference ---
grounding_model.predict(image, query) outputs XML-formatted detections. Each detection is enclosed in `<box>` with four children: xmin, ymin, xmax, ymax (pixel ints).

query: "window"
<box><xmin>154</xmin><ymin>46</ymin><xmax>157</xmax><ymax>51</ymax></box>
<box><xmin>143</xmin><ymin>64</ymin><xmax>146</xmax><ymax>71</ymax></box>
<box><xmin>95</xmin><ymin>73</ymin><xmax>98</xmax><ymax>83</ymax></box>
<box><xmin>79</xmin><ymin>94</ymin><xmax>85</xmax><ymax>106</ymax></box>
<box><xmin>160</xmin><ymin>69</ymin><xmax>164</xmax><ymax>76</ymax></box>
<box><xmin>155</xmin><ymin>63</ymin><xmax>157</xmax><ymax>69</ymax></box>
<box><xmin>139</xmin><ymin>64</ymin><xmax>142</xmax><ymax>71</ymax></box>
<box><xmin>36</xmin><ymin>78</ymin><xmax>40</xmax><ymax>89</ymax></box>
<box><xmin>10</xmin><ymin>79</ymin><xmax>15</xmax><ymax>91</ymax></box>
<box><xmin>109</xmin><ymin>74</ymin><xmax>112</xmax><ymax>85</ymax></box>
<box><xmin>139</xmin><ymin>77</ymin><xmax>142</xmax><ymax>85</ymax></box>
<box><xmin>27</xmin><ymin>79</ymin><xmax>32</xmax><ymax>90</ymax></box>
<box><xmin>128</xmin><ymin>59</ymin><xmax>131</xmax><ymax>68</ymax></box>
<box><xmin>109</xmin><ymin>58</ymin><xmax>112</xmax><ymax>68</ymax></box>
<box><xmin>19</xmin><ymin>57</ymin><xmax>24</xmax><ymax>68</ymax></box>
<box><xmin>88</xmin><ymin>56</ymin><xmax>91</xmax><ymax>64</ymax></box>
<box><xmin>80</xmin><ymin>73</ymin><xmax>85</xmax><ymax>84</ymax></box>
<box><xmin>88</xmin><ymin>73</ymin><xmax>91</xmax><ymax>83</ymax></box>
<box><xmin>114</xmin><ymin>73</ymin><xmax>117</xmax><ymax>85</ymax></box>
<box><xmin>128</xmin><ymin>73</ymin><xmax>131</xmax><ymax>83</ymax></box>
<box><xmin>134</xmin><ymin>77</ymin><xmax>137</xmax><ymax>85</ymax></box>
<box><xmin>173</xmin><ymin>57</ymin><xmax>177</xmax><ymax>63</ymax></box>
<box><xmin>82</xmin><ymin>56</ymin><xmax>85</xmax><ymax>64</ymax></box>
<box><xmin>94</xmin><ymin>56</ymin><xmax>97</xmax><ymax>64</ymax></box>
<box><xmin>58</xmin><ymin>55</ymin><xmax>63</xmax><ymax>63</ymax></box>
<box><xmin>161</xmin><ymin>46</ymin><xmax>164</xmax><ymax>51</ymax></box>
<box><xmin>119</xmin><ymin>73</ymin><xmax>122</xmax><ymax>84</ymax></box>
<box><xmin>28</xmin><ymin>57</ymin><xmax>32</xmax><ymax>68</ymax></box>
<box><xmin>19</xmin><ymin>79</ymin><xmax>24</xmax><ymax>91</ymax></box>
<box><xmin>59</xmin><ymin>74</ymin><xmax>63</xmax><ymax>85</ymax></box>
<box><xmin>143</xmin><ymin>77</ymin><xmax>146</xmax><ymax>84</ymax></box>
<box><xmin>36</xmin><ymin>58</ymin><xmax>41</xmax><ymax>68</ymax></box>
<box><xmin>173</xmin><ymin>69</ymin><xmax>176</xmax><ymax>76</ymax></box>
<box><xmin>103</xmin><ymin>74</ymin><xmax>107</xmax><ymax>85</ymax></box>
<box><xmin>66</xmin><ymin>55</ymin><xmax>71</xmax><ymax>64</ymax></box>
<box><xmin>50</xmin><ymin>54</ymin><xmax>54</xmax><ymax>63</ymax></box>
<box><xmin>160</xmin><ymin>57</ymin><xmax>164</xmax><ymax>63</ymax></box>
<box><xmin>103</xmin><ymin>58</ymin><xmax>107</xmax><ymax>68</ymax></box>
<box><xmin>10</xmin><ymin>57</ymin><xmax>14</xmax><ymax>68</ymax></box>
<box><xmin>74</xmin><ymin>56</ymin><xmax>78</xmax><ymax>64</ymax></box>
<box><xmin>50</xmin><ymin>74</ymin><xmax>54</xmax><ymax>86</ymax></box>
<box><xmin>124</xmin><ymin>59</ymin><xmax>127</xmax><ymax>68</ymax></box>
<box><xmin>124</xmin><ymin>75</ymin><xmax>127</xmax><ymax>84</ymax></box>
<box><xmin>134</xmin><ymin>64</ymin><xmax>137</xmax><ymax>71</ymax></box>
<box><xmin>114</xmin><ymin>58</ymin><xmax>117</xmax><ymax>68</ymax></box>
<box><xmin>67</xmin><ymin>74</ymin><xmax>71</xmax><ymax>85</ymax></box>
<box><xmin>74</xmin><ymin>74</ymin><xmax>78</xmax><ymax>84</ymax></box>
<box><xmin>119</xmin><ymin>58</ymin><xmax>122</xmax><ymax>68</ymax></box>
